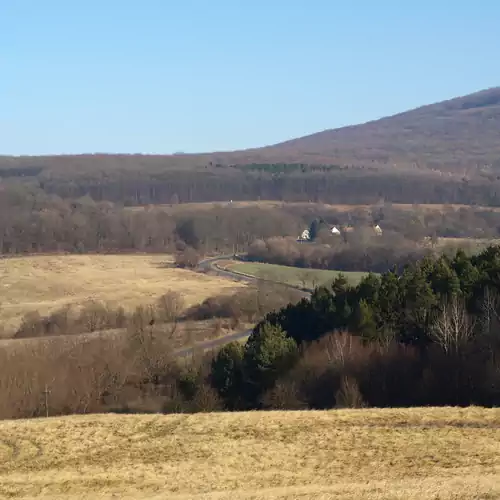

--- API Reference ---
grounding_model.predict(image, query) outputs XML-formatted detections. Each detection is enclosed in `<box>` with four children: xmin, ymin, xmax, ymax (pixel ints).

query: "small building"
<box><xmin>331</xmin><ymin>226</ymin><xmax>341</xmax><ymax>235</ymax></box>
<box><xmin>373</xmin><ymin>224</ymin><xmax>383</xmax><ymax>235</ymax></box>
<box><xmin>297</xmin><ymin>229</ymin><xmax>311</xmax><ymax>241</ymax></box>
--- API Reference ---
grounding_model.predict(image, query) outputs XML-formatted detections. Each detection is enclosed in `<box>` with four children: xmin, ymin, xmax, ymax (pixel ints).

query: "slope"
<box><xmin>1</xmin><ymin>408</ymin><xmax>500</xmax><ymax>499</ymax></box>
<box><xmin>249</xmin><ymin>87</ymin><xmax>500</xmax><ymax>171</ymax></box>
<box><xmin>1</xmin><ymin>88</ymin><xmax>499</xmax><ymax>174</ymax></box>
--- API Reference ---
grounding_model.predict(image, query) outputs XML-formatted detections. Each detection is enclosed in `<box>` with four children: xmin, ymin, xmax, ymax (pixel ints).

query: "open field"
<box><xmin>1</xmin><ymin>407</ymin><xmax>500</xmax><ymax>499</ymax></box>
<box><xmin>127</xmin><ymin>199</ymin><xmax>500</xmax><ymax>214</ymax></box>
<box><xmin>227</xmin><ymin>261</ymin><xmax>368</xmax><ymax>288</ymax></box>
<box><xmin>431</xmin><ymin>236</ymin><xmax>500</xmax><ymax>252</ymax></box>
<box><xmin>0</xmin><ymin>254</ymin><xmax>245</xmax><ymax>334</ymax></box>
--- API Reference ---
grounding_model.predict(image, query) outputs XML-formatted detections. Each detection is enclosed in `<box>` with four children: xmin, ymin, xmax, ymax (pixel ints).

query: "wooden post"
<box><xmin>43</xmin><ymin>384</ymin><xmax>51</xmax><ymax>418</ymax></box>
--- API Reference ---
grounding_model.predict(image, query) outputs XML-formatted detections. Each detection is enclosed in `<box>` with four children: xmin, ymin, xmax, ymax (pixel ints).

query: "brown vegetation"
<box><xmin>128</xmin><ymin>199</ymin><xmax>500</xmax><ymax>214</ymax></box>
<box><xmin>1</xmin><ymin>408</ymin><xmax>500</xmax><ymax>499</ymax></box>
<box><xmin>3</xmin><ymin>179</ymin><xmax>500</xmax><ymax>267</ymax></box>
<box><xmin>174</xmin><ymin>246</ymin><xmax>200</xmax><ymax>268</ymax></box>
<box><xmin>0</xmin><ymin>254</ymin><xmax>245</xmax><ymax>334</ymax></box>
<box><xmin>255</xmin><ymin>87</ymin><xmax>500</xmax><ymax>171</ymax></box>
<box><xmin>0</xmin><ymin>278</ymin><xmax>301</xmax><ymax>419</ymax></box>
<box><xmin>247</xmin><ymin>234</ymin><xmax>430</xmax><ymax>273</ymax></box>
<box><xmin>2</xmin><ymin>88</ymin><xmax>500</xmax><ymax>176</ymax></box>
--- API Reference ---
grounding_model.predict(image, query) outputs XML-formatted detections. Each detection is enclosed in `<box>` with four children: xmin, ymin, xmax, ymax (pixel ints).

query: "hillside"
<box><xmin>1</xmin><ymin>408</ymin><xmax>500</xmax><ymax>499</ymax></box>
<box><xmin>248</xmin><ymin>87</ymin><xmax>500</xmax><ymax>171</ymax></box>
<box><xmin>1</xmin><ymin>88</ymin><xmax>499</xmax><ymax>175</ymax></box>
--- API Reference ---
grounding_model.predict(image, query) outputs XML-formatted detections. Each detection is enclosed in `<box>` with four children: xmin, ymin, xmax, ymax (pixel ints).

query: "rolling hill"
<box><xmin>236</xmin><ymin>87</ymin><xmax>500</xmax><ymax>171</ymax></box>
<box><xmin>1</xmin><ymin>88</ymin><xmax>499</xmax><ymax>176</ymax></box>
<box><xmin>2</xmin><ymin>408</ymin><xmax>500</xmax><ymax>499</ymax></box>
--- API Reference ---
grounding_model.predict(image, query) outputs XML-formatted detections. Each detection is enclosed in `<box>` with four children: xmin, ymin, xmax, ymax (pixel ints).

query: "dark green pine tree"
<box><xmin>354</xmin><ymin>299</ymin><xmax>379</xmax><ymax>342</ymax></box>
<box><xmin>243</xmin><ymin>322</ymin><xmax>298</xmax><ymax>405</ymax></box>
<box><xmin>210</xmin><ymin>342</ymin><xmax>245</xmax><ymax>410</ymax></box>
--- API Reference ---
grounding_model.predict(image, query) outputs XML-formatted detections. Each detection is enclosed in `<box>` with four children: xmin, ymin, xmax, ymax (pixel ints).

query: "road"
<box><xmin>1</xmin><ymin>256</ymin><xmax>306</xmax><ymax>358</ymax></box>
<box><xmin>197</xmin><ymin>254</ymin><xmax>254</xmax><ymax>283</ymax></box>
<box><xmin>1</xmin><ymin>257</ymin><xmax>257</xmax><ymax>357</ymax></box>
<box><xmin>175</xmin><ymin>327</ymin><xmax>252</xmax><ymax>357</ymax></box>
<box><xmin>175</xmin><ymin>256</ymin><xmax>311</xmax><ymax>358</ymax></box>
<box><xmin>175</xmin><ymin>256</ymin><xmax>254</xmax><ymax>358</ymax></box>
<box><xmin>198</xmin><ymin>254</ymin><xmax>313</xmax><ymax>293</ymax></box>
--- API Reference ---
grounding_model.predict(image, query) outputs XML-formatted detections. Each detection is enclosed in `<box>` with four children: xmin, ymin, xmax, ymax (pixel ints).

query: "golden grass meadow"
<box><xmin>127</xmin><ymin>199</ymin><xmax>500</xmax><ymax>214</ymax></box>
<box><xmin>1</xmin><ymin>407</ymin><xmax>500</xmax><ymax>499</ymax></box>
<box><xmin>0</xmin><ymin>254</ymin><xmax>245</xmax><ymax>333</ymax></box>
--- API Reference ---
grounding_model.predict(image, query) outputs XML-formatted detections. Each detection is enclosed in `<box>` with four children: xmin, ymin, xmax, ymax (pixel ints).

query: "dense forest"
<box><xmin>28</xmin><ymin>168</ymin><xmax>500</xmax><ymax>206</ymax></box>
<box><xmin>3</xmin><ymin>156</ymin><xmax>500</xmax><ymax>207</ymax></box>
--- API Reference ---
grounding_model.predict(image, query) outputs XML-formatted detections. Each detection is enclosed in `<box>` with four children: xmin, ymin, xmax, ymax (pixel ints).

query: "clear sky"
<box><xmin>2</xmin><ymin>0</ymin><xmax>499</xmax><ymax>155</ymax></box>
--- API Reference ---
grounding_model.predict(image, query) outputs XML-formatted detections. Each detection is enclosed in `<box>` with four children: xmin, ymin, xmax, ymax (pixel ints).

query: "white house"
<box><xmin>297</xmin><ymin>229</ymin><xmax>311</xmax><ymax>241</ymax></box>
<box><xmin>331</xmin><ymin>226</ymin><xmax>341</xmax><ymax>235</ymax></box>
<box><xmin>373</xmin><ymin>224</ymin><xmax>383</xmax><ymax>235</ymax></box>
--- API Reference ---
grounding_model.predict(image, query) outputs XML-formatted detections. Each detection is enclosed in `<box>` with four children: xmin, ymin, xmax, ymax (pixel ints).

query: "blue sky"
<box><xmin>2</xmin><ymin>0</ymin><xmax>499</xmax><ymax>155</ymax></box>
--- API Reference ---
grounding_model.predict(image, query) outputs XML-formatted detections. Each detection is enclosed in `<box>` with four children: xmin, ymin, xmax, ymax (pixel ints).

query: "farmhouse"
<box><xmin>297</xmin><ymin>223</ymin><xmax>382</xmax><ymax>241</ymax></box>
<box><xmin>297</xmin><ymin>229</ymin><xmax>311</xmax><ymax>241</ymax></box>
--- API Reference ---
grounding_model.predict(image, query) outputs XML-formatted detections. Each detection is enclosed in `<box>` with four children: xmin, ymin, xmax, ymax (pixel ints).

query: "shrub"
<box><xmin>175</xmin><ymin>247</ymin><xmax>200</xmax><ymax>269</ymax></box>
<box><xmin>335</xmin><ymin>376</ymin><xmax>365</xmax><ymax>408</ymax></box>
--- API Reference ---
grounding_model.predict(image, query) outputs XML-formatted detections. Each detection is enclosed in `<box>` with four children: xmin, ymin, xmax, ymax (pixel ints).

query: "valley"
<box><xmin>3</xmin><ymin>87</ymin><xmax>500</xmax><ymax>499</ymax></box>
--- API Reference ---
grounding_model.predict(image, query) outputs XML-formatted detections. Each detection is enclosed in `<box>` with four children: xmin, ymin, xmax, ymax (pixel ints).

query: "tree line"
<box><xmin>210</xmin><ymin>246</ymin><xmax>500</xmax><ymax>409</ymax></box>
<box><xmin>247</xmin><ymin>235</ymin><xmax>432</xmax><ymax>274</ymax></box>
<box><xmin>0</xmin><ymin>185</ymin><xmax>301</xmax><ymax>255</ymax></box>
<box><xmin>36</xmin><ymin>169</ymin><xmax>500</xmax><ymax>207</ymax></box>
<box><xmin>2</xmin><ymin>182</ymin><xmax>500</xmax><ymax>259</ymax></box>
<box><xmin>3</xmin><ymin>156</ymin><xmax>500</xmax><ymax>207</ymax></box>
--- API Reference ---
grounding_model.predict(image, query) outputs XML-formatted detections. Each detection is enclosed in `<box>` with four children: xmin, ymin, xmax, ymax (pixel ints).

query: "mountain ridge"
<box><xmin>2</xmin><ymin>88</ymin><xmax>500</xmax><ymax>174</ymax></box>
<box><xmin>238</xmin><ymin>87</ymin><xmax>500</xmax><ymax>171</ymax></box>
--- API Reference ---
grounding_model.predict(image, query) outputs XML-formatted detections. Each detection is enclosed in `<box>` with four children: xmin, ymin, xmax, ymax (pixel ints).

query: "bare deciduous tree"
<box><xmin>324</xmin><ymin>330</ymin><xmax>355</xmax><ymax>367</ymax></box>
<box><xmin>479</xmin><ymin>287</ymin><xmax>500</xmax><ymax>337</ymax></box>
<box><xmin>156</xmin><ymin>291</ymin><xmax>185</xmax><ymax>325</ymax></box>
<box><xmin>127</xmin><ymin>305</ymin><xmax>174</xmax><ymax>392</ymax></box>
<box><xmin>175</xmin><ymin>247</ymin><xmax>200</xmax><ymax>269</ymax></box>
<box><xmin>431</xmin><ymin>297</ymin><xmax>475</xmax><ymax>354</ymax></box>
<box><xmin>335</xmin><ymin>376</ymin><xmax>365</xmax><ymax>408</ymax></box>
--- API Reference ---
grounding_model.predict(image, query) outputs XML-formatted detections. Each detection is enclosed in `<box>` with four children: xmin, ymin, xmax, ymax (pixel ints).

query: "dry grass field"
<box><xmin>433</xmin><ymin>236</ymin><xmax>500</xmax><ymax>250</ymax></box>
<box><xmin>127</xmin><ymin>199</ymin><xmax>500</xmax><ymax>214</ymax></box>
<box><xmin>0</xmin><ymin>254</ymin><xmax>245</xmax><ymax>334</ymax></box>
<box><xmin>1</xmin><ymin>407</ymin><xmax>500</xmax><ymax>499</ymax></box>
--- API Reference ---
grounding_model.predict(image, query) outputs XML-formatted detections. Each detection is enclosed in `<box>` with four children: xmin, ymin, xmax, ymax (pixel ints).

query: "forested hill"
<box><xmin>1</xmin><ymin>88</ymin><xmax>500</xmax><ymax>207</ymax></box>
<box><xmin>2</xmin><ymin>87</ymin><xmax>500</xmax><ymax>175</ymax></box>
<box><xmin>252</xmin><ymin>87</ymin><xmax>500</xmax><ymax>171</ymax></box>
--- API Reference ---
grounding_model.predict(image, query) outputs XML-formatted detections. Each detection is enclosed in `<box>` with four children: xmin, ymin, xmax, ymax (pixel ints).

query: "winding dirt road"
<box><xmin>176</xmin><ymin>256</ymin><xmax>311</xmax><ymax>357</ymax></box>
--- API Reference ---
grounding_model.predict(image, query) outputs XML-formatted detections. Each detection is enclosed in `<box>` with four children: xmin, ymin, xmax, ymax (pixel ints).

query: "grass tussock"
<box><xmin>1</xmin><ymin>407</ymin><xmax>500</xmax><ymax>499</ymax></box>
<box><xmin>0</xmin><ymin>254</ymin><xmax>245</xmax><ymax>333</ymax></box>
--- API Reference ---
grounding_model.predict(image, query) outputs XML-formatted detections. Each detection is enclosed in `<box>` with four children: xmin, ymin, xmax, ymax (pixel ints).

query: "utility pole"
<box><xmin>43</xmin><ymin>384</ymin><xmax>51</xmax><ymax>418</ymax></box>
